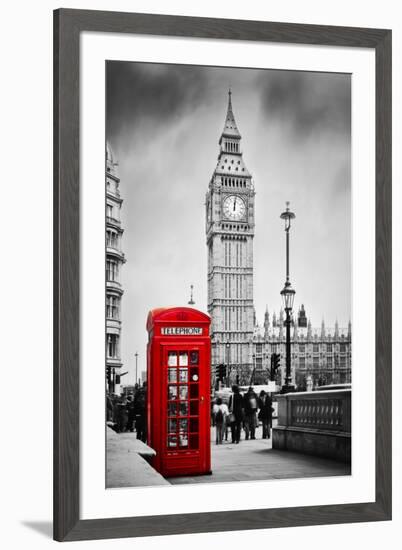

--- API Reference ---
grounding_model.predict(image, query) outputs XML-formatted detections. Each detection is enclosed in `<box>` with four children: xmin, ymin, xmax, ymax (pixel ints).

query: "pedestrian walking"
<box><xmin>258</xmin><ymin>390</ymin><xmax>273</xmax><ymax>439</ymax></box>
<box><xmin>243</xmin><ymin>386</ymin><xmax>258</xmax><ymax>440</ymax></box>
<box><xmin>228</xmin><ymin>385</ymin><xmax>244</xmax><ymax>444</ymax></box>
<box><xmin>213</xmin><ymin>397</ymin><xmax>229</xmax><ymax>444</ymax></box>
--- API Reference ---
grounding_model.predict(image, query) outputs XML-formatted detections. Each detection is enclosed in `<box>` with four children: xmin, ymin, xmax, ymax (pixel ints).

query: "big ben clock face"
<box><xmin>223</xmin><ymin>195</ymin><xmax>246</xmax><ymax>221</ymax></box>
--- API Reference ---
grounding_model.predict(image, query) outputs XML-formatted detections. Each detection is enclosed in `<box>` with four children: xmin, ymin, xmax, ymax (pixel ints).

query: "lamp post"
<box><xmin>135</xmin><ymin>352</ymin><xmax>138</xmax><ymax>387</ymax></box>
<box><xmin>251</xmin><ymin>353</ymin><xmax>256</xmax><ymax>386</ymax></box>
<box><xmin>226</xmin><ymin>342</ymin><xmax>230</xmax><ymax>387</ymax></box>
<box><xmin>280</xmin><ymin>202</ymin><xmax>296</xmax><ymax>393</ymax></box>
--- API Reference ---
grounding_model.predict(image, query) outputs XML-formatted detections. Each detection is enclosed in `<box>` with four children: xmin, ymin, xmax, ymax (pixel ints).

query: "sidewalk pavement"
<box><xmin>106</xmin><ymin>425</ymin><xmax>350</xmax><ymax>488</ymax></box>
<box><xmin>106</xmin><ymin>427</ymin><xmax>169</xmax><ymax>488</ymax></box>
<box><xmin>169</xmin><ymin>424</ymin><xmax>351</xmax><ymax>485</ymax></box>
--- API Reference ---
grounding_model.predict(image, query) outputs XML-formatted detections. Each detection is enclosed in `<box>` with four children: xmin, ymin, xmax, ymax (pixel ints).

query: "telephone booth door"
<box><xmin>146</xmin><ymin>307</ymin><xmax>211</xmax><ymax>478</ymax></box>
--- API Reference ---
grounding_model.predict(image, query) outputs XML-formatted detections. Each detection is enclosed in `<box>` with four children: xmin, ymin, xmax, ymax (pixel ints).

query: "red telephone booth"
<box><xmin>146</xmin><ymin>307</ymin><xmax>211</xmax><ymax>478</ymax></box>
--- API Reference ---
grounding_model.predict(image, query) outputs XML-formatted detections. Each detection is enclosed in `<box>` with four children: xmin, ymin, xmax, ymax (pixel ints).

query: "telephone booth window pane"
<box><xmin>179</xmin><ymin>352</ymin><xmax>188</xmax><ymax>366</ymax></box>
<box><xmin>168</xmin><ymin>352</ymin><xmax>177</xmax><ymax>366</ymax></box>
<box><xmin>168</xmin><ymin>402</ymin><xmax>177</xmax><ymax>416</ymax></box>
<box><xmin>168</xmin><ymin>368</ymin><xmax>177</xmax><ymax>382</ymax></box>
<box><xmin>168</xmin><ymin>418</ymin><xmax>177</xmax><ymax>432</ymax></box>
<box><xmin>190</xmin><ymin>351</ymin><xmax>199</xmax><ymax>365</ymax></box>
<box><xmin>179</xmin><ymin>368</ymin><xmax>188</xmax><ymax>382</ymax></box>
<box><xmin>168</xmin><ymin>434</ymin><xmax>177</xmax><ymax>448</ymax></box>
<box><xmin>179</xmin><ymin>419</ymin><xmax>188</xmax><ymax>432</ymax></box>
<box><xmin>179</xmin><ymin>402</ymin><xmax>188</xmax><ymax>416</ymax></box>
<box><xmin>168</xmin><ymin>385</ymin><xmax>177</xmax><ymax>400</ymax></box>
<box><xmin>190</xmin><ymin>401</ymin><xmax>199</xmax><ymax>415</ymax></box>
<box><xmin>190</xmin><ymin>418</ymin><xmax>199</xmax><ymax>432</ymax></box>
<box><xmin>179</xmin><ymin>386</ymin><xmax>188</xmax><ymax>400</ymax></box>
<box><xmin>189</xmin><ymin>384</ymin><xmax>199</xmax><ymax>399</ymax></box>
<box><xmin>189</xmin><ymin>434</ymin><xmax>199</xmax><ymax>449</ymax></box>
<box><xmin>179</xmin><ymin>433</ymin><xmax>188</xmax><ymax>447</ymax></box>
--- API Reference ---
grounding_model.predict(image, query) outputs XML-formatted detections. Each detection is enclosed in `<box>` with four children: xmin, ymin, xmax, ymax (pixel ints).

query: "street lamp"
<box><xmin>188</xmin><ymin>284</ymin><xmax>195</xmax><ymax>305</ymax></box>
<box><xmin>280</xmin><ymin>202</ymin><xmax>296</xmax><ymax>393</ymax></box>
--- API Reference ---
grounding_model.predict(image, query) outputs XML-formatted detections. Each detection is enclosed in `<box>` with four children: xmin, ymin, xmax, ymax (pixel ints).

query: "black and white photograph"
<box><xmin>105</xmin><ymin>61</ymin><xmax>352</xmax><ymax>489</ymax></box>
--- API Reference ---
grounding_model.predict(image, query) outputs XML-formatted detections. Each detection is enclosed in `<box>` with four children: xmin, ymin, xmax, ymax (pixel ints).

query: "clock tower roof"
<box><xmin>220</xmin><ymin>89</ymin><xmax>241</xmax><ymax>140</ymax></box>
<box><xmin>214</xmin><ymin>90</ymin><xmax>252</xmax><ymax>179</ymax></box>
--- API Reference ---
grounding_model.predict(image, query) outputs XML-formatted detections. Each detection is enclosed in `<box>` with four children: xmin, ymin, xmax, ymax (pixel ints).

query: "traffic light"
<box><xmin>270</xmin><ymin>353</ymin><xmax>281</xmax><ymax>381</ymax></box>
<box><xmin>215</xmin><ymin>364</ymin><xmax>227</xmax><ymax>382</ymax></box>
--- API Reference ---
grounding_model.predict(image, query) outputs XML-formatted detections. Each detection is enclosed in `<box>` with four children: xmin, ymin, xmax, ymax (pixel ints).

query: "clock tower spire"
<box><xmin>206</xmin><ymin>90</ymin><xmax>255</xmax><ymax>385</ymax></box>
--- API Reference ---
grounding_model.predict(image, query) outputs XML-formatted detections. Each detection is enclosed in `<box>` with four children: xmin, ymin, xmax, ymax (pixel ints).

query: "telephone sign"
<box><xmin>146</xmin><ymin>307</ymin><xmax>211</xmax><ymax>478</ymax></box>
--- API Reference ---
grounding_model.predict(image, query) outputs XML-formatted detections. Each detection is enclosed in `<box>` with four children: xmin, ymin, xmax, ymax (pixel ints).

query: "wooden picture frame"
<box><xmin>54</xmin><ymin>8</ymin><xmax>392</xmax><ymax>541</ymax></box>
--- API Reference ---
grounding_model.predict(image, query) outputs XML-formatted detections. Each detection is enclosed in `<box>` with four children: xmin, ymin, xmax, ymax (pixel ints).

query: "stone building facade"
<box><xmin>106</xmin><ymin>142</ymin><xmax>125</xmax><ymax>394</ymax></box>
<box><xmin>206</xmin><ymin>93</ymin><xmax>351</xmax><ymax>389</ymax></box>
<box><xmin>252</xmin><ymin>306</ymin><xmax>352</xmax><ymax>389</ymax></box>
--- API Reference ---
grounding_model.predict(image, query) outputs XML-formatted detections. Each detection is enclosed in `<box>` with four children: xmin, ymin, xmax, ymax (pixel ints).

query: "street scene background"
<box><xmin>107</xmin><ymin>62</ymin><xmax>351</xmax><ymax>384</ymax></box>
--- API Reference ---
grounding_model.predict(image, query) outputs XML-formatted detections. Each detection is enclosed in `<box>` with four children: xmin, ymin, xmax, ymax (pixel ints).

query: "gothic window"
<box><xmin>313</xmin><ymin>344</ymin><xmax>319</xmax><ymax>353</ymax></box>
<box><xmin>340</xmin><ymin>343</ymin><xmax>347</xmax><ymax>352</ymax></box>
<box><xmin>228</xmin><ymin>242</ymin><xmax>231</xmax><ymax>266</ymax></box>
<box><xmin>326</xmin><ymin>343</ymin><xmax>333</xmax><ymax>352</ymax></box>
<box><xmin>313</xmin><ymin>356</ymin><xmax>319</xmax><ymax>368</ymax></box>
<box><xmin>299</xmin><ymin>344</ymin><xmax>305</xmax><ymax>353</ymax></box>
<box><xmin>299</xmin><ymin>357</ymin><xmax>305</xmax><ymax>368</ymax></box>
<box><xmin>327</xmin><ymin>356</ymin><xmax>333</xmax><ymax>368</ymax></box>
<box><xmin>106</xmin><ymin>204</ymin><xmax>113</xmax><ymax>219</ymax></box>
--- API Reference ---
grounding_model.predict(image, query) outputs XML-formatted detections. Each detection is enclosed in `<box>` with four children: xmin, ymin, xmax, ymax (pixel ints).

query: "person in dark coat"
<box><xmin>133</xmin><ymin>382</ymin><xmax>147</xmax><ymax>442</ymax></box>
<box><xmin>115</xmin><ymin>397</ymin><xmax>128</xmax><ymax>433</ymax></box>
<box><xmin>126</xmin><ymin>395</ymin><xmax>135</xmax><ymax>432</ymax></box>
<box><xmin>258</xmin><ymin>390</ymin><xmax>273</xmax><ymax>439</ymax></box>
<box><xmin>228</xmin><ymin>385</ymin><xmax>244</xmax><ymax>444</ymax></box>
<box><xmin>243</xmin><ymin>386</ymin><xmax>259</xmax><ymax>440</ymax></box>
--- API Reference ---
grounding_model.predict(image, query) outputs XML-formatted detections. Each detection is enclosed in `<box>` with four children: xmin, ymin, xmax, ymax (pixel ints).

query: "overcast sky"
<box><xmin>106</xmin><ymin>61</ymin><xmax>351</xmax><ymax>384</ymax></box>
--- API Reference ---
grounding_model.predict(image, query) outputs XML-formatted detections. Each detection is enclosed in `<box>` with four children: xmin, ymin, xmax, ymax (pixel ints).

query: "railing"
<box><xmin>290</xmin><ymin>397</ymin><xmax>345</xmax><ymax>430</ymax></box>
<box><xmin>273</xmin><ymin>388</ymin><xmax>351</xmax><ymax>462</ymax></box>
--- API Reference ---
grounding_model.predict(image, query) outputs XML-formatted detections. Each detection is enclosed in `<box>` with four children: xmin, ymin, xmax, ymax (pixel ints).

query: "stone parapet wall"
<box><xmin>273</xmin><ymin>388</ymin><xmax>351</xmax><ymax>463</ymax></box>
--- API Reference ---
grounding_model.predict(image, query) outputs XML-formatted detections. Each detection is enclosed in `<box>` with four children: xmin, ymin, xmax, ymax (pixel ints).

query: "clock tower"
<box><xmin>206</xmin><ymin>90</ymin><xmax>255</xmax><ymax>384</ymax></box>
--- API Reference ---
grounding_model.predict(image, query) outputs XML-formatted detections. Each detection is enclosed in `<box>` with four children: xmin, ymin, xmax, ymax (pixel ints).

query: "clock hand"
<box><xmin>233</xmin><ymin>197</ymin><xmax>236</xmax><ymax>211</ymax></box>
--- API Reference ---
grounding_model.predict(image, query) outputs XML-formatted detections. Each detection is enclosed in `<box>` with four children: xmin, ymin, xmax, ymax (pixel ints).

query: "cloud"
<box><xmin>107</xmin><ymin>62</ymin><xmax>210</xmax><ymax>143</ymax></box>
<box><xmin>258</xmin><ymin>70</ymin><xmax>351</xmax><ymax>140</ymax></box>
